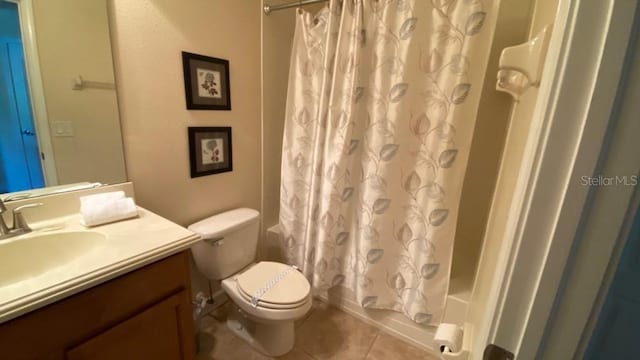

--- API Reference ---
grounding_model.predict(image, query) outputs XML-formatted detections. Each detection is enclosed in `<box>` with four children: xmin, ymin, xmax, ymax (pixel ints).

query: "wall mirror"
<box><xmin>0</xmin><ymin>0</ymin><xmax>126</xmax><ymax>200</ymax></box>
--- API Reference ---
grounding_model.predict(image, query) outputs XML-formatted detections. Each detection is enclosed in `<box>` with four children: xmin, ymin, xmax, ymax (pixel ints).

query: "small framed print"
<box><xmin>182</xmin><ymin>51</ymin><xmax>231</xmax><ymax>110</ymax></box>
<box><xmin>188</xmin><ymin>127</ymin><xmax>232</xmax><ymax>177</ymax></box>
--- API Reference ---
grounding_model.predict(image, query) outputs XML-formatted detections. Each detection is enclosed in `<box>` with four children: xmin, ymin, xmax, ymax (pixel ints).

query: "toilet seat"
<box><xmin>235</xmin><ymin>262</ymin><xmax>310</xmax><ymax>310</ymax></box>
<box><xmin>221</xmin><ymin>276</ymin><xmax>313</xmax><ymax>323</ymax></box>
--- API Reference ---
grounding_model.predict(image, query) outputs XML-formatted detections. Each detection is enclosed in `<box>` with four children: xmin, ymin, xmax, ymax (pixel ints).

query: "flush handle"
<box><xmin>205</xmin><ymin>237</ymin><xmax>225</xmax><ymax>246</ymax></box>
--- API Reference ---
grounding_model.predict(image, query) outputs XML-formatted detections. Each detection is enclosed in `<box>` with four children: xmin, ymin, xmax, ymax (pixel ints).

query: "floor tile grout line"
<box><xmin>362</xmin><ymin>331</ymin><xmax>381</xmax><ymax>359</ymax></box>
<box><xmin>300</xmin><ymin>347</ymin><xmax>319</xmax><ymax>360</ymax></box>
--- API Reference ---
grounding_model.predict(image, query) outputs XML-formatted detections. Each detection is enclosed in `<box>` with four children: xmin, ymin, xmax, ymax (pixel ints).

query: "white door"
<box><xmin>0</xmin><ymin>37</ymin><xmax>44</xmax><ymax>192</ymax></box>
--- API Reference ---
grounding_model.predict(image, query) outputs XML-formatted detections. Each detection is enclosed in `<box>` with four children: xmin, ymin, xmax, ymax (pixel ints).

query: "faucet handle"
<box><xmin>12</xmin><ymin>203</ymin><xmax>43</xmax><ymax>232</ymax></box>
<box><xmin>13</xmin><ymin>202</ymin><xmax>44</xmax><ymax>213</ymax></box>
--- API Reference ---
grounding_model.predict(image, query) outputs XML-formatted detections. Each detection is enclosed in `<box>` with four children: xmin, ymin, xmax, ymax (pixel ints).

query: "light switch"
<box><xmin>52</xmin><ymin>121</ymin><xmax>74</xmax><ymax>137</ymax></box>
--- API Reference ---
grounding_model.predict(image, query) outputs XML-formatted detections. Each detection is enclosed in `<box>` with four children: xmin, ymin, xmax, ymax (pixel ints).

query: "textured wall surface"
<box><xmin>110</xmin><ymin>0</ymin><xmax>261</xmax><ymax>227</ymax></box>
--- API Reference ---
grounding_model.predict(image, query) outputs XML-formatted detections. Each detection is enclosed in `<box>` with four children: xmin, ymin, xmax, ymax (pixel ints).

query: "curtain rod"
<box><xmin>263</xmin><ymin>0</ymin><xmax>328</xmax><ymax>15</ymax></box>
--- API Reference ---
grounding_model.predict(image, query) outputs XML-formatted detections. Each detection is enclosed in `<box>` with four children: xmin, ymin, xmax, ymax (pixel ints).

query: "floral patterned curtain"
<box><xmin>279</xmin><ymin>0</ymin><xmax>492</xmax><ymax>325</ymax></box>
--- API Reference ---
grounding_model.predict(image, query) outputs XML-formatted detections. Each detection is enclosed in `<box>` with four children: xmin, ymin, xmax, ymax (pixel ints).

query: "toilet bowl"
<box><xmin>189</xmin><ymin>208</ymin><xmax>311</xmax><ymax>356</ymax></box>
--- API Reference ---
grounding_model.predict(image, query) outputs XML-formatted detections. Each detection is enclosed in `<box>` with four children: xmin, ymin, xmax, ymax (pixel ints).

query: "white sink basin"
<box><xmin>0</xmin><ymin>231</ymin><xmax>106</xmax><ymax>287</ymax></box>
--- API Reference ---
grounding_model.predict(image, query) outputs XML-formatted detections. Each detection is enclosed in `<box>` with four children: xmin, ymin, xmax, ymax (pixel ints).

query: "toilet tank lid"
<box><xmin>188</xmin><ymin>208</ymin><xmax>260</xmax><ymax>239</ymax></box>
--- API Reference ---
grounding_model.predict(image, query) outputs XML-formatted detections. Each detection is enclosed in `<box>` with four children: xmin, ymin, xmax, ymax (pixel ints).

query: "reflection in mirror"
<box><xmin>0</xmin><ymin>0</ymin><xmax>126</xmax><ymax>199</ymax></box>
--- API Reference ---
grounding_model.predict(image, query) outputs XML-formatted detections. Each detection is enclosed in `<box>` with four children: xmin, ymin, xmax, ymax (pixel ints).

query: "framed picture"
<box><xmin>182</xmin><ymin>51</ymin><xmax>231</xmax><ymax>110</ymax></box>
<box><xmin>188</xmin><ymin>127</ymin><xmax>233</xmax><ymax>177</ymax></box>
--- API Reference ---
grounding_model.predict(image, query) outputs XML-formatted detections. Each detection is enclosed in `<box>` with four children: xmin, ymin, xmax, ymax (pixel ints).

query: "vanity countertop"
<box><xmin>0</xmin><ymin>206</ymin><xmax>200</xmax><ymax>324</ymax></box>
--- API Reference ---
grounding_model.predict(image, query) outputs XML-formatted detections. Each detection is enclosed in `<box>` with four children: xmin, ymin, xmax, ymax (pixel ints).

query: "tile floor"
<box><xmin>196</xmin><ymin>301</ymin><xmax>440</xmax><ymax>360</ymax></box>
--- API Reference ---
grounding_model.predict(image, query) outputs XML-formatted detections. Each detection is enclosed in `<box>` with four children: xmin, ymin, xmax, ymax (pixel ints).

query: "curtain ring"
<box><xmin>297</xmin><ymin>0</ymin><xmax>304</xmax><ymax>15</ymax></box>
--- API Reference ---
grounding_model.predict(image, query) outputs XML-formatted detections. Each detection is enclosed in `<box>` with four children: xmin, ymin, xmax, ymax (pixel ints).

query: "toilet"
<box><xmin>189</xmin><ymin>208</ymin><xmax>312</xmax><ymax>356</ymax></box>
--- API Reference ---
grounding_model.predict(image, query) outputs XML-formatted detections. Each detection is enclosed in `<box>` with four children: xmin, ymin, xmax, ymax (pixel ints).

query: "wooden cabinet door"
<box><xmin>65</xmin><ymin>291</ymin><xmax>193</xmax><ymax>360</ymax></box>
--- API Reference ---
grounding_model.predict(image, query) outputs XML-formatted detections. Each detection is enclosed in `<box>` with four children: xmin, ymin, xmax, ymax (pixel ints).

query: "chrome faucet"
<box><xmin>0</xmin><ymin>199</ymin><xmax>43</xmax><ymax>240</ymax></box>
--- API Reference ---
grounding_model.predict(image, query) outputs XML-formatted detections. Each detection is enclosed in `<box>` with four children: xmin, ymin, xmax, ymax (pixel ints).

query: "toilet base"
<box><xmin>226</xmin><ymin>303</ymin><xmax>295</xmax><ymax>357</ymax></box>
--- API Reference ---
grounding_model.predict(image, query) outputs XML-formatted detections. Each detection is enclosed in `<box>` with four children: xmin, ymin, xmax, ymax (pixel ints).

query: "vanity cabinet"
<box><xmin>0</xmin><ymin>251</ymin><xmax>195</xmax><ymax>360</ymax></box>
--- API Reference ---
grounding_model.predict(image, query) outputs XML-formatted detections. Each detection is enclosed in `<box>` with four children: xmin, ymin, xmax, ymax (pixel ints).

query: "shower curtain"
<box><xmin>279</xmin><ymin>0</ymin><xmax>492</xmax><ymax>325</ymax></box>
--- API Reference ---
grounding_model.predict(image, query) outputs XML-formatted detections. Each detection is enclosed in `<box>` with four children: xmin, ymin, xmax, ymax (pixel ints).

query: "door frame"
<box><xmin>536</xmin><ymin>1</ymin><xmax>640</xmax><ymax>356</ymax></box>
<box><xmin>6</xmin><ymin>0</ymin><xmax>58</xmax><ymax>187</ymax></box>
<box><xmin>477</xmin><ymin>0</ymin><xmax>640</xmax><ymax>359</ymax></box>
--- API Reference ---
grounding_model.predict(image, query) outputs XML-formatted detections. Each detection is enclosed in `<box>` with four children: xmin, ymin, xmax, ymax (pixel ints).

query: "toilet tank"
<box><xmin>189</xmin><ymin>208</ymin><xmax>260</xmax><ymax>280</ymax></box>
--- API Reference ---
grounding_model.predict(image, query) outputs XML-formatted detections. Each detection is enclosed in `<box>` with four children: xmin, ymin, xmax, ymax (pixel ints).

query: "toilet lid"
<box><xmin>236</xmin><ymin>262</ymin><xmax>310</xmax><ymax>306</ymax></box>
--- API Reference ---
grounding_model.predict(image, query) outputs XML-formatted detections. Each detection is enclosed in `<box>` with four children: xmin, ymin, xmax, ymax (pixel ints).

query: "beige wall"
<box><xmin>109</xmin><ymin>0</ymin><xmax>261</xmax><ymax>227</ymax></box>
<box><xmin>33</xmin><ymin>0</ymin><xmax>126</xmax><ymax>186</ymax></box>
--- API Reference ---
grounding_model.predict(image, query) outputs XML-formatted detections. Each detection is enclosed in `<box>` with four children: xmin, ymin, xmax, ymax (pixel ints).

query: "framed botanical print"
<box><xmin>188</xmin><ymin>127</ymin><xmax>232</xmax><ymax>177</ymax></box>
<box><xmin>182</xmin><ymin>52</ymin><xmax>231</xmax><ymax>110</ymax></box>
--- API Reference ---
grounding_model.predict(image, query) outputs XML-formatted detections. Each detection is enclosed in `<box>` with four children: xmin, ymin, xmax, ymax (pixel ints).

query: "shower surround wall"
<box><xmin>467</xmin><ymin>0</ymin><xmax>559</xmax><ymax>356</ymax></box>
<box><xmin>260</xmin><ymin>0</ymin><xmax>323</xmax><ymax>255</ymax></box>
<box><xmin>261</xmin><ymin>0</ymin><xmax>295</xmax><ymax>244</ymax></box>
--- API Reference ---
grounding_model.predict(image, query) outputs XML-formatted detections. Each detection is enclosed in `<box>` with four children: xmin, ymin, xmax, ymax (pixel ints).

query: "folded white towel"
<box><xmin>80</xmin><ymin>194</ymin><xmax>138</xmax><ymax>227</ymax></box>
<box><xmin>80</xmin><ymin>191</ymin><xmax>125</xmax><ymax>208</ymax></box>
